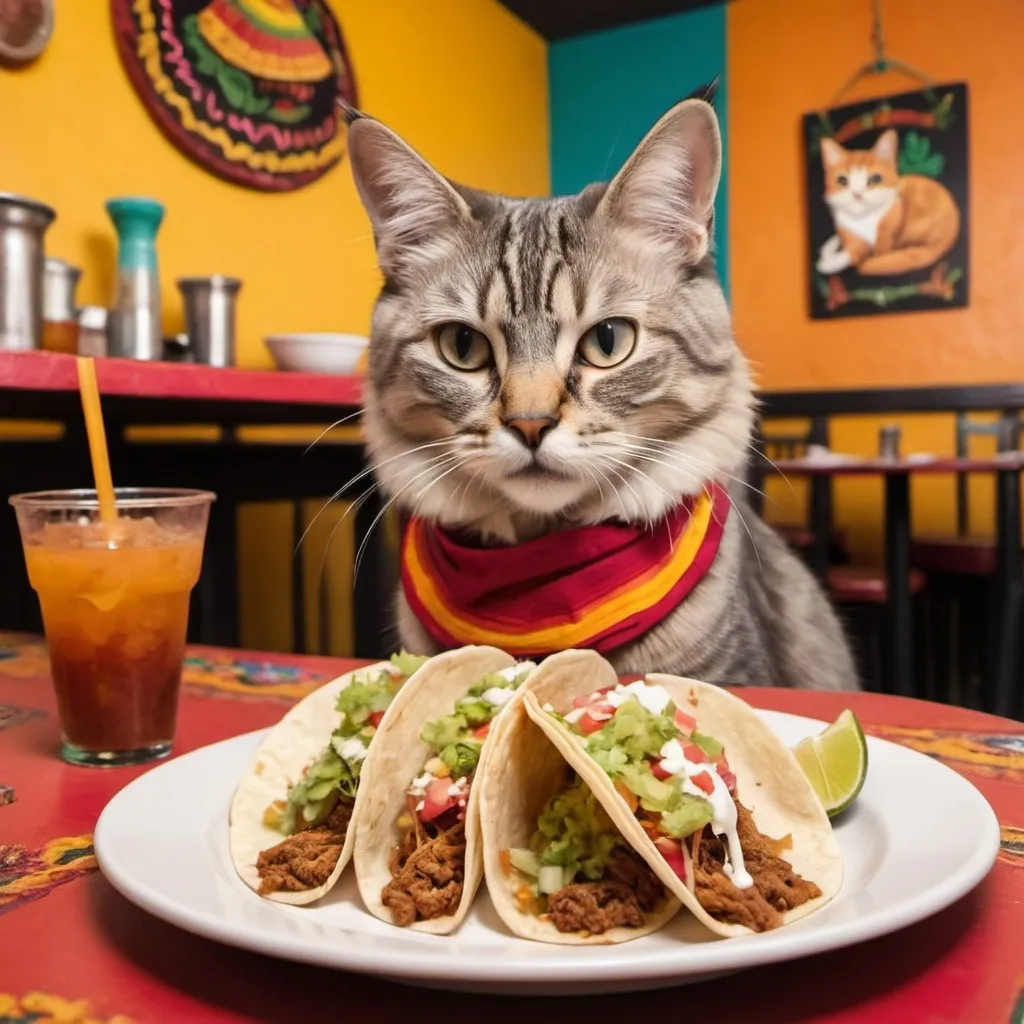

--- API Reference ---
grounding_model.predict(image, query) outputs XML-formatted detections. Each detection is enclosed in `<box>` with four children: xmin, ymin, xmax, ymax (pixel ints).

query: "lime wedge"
<box><xmin>792</xmin><ymin>709</ymin><xmax>868</xmax><ymax>817</ymax></box>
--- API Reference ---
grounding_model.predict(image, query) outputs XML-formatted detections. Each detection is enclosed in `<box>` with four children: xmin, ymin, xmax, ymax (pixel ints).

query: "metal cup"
<box><xmin>879</xmin><ymin>425</ymin><xmax>901</xmax><ymax>460</ymax></box>
<box><xmin>0</xmin><ymin>193</ymin><xmax>56</xmax><ymax>351</ymax></box>
<box><xmin>178</xmin><ymin>276</ymin><xmax>241</xmax><ymax>368</ymax></box>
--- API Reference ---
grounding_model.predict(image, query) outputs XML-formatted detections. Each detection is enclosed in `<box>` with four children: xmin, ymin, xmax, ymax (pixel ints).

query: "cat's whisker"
<box><xmin>589</xmin><ymin>462</ymin><xmax>630</xmax><ymax>521</ymax></box>
<box><xmin>729</xmin><ymin>498</ymin><xmax>764</xmax><ymax>573</ymax></box>
<box><xmin>610</xmin><ymin>435</ymin><xmax>772</xmax><ymax>502</ymax></box>
<box><xmin>742</xmin><ymin>440</ymin><xmax>796</xmax><ymax>500</ymax></box>
<box><xmin>352</xmin><ymin>452</ymin><xmax>468</xmax><ymax>582</ymax></box>
<box><xmin>296</xmin><ymin>445</ymin><xmax>459</xmax><ymax>557</ymax></box>
<box><xmin>592</xmin><ymin>455</ymin><xmax>647</xmax><ymax>522</ymax></box>
<box><xmin>302</xmin><ymin>408</ymin><xmax>365</xmax><ymax>455</ymax></box>
<box><xmin>313</xmin><ymin>477</ymin><xmax>384</xmax><ymax>600</ymax></box>
<box><xmin>599</xmin><ymin>453</ymin><xmax>677</xmax><ymax>512</ymax></box>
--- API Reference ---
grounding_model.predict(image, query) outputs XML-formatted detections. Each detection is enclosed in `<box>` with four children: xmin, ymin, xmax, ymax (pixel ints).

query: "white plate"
<box><xmin>94</xmin><ymin>711</ymin><xmax>999</xmax><ymax>996</ymax></box>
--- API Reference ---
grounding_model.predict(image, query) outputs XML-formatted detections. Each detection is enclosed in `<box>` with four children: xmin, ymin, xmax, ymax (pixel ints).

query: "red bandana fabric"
<box><xmin>401</xmin><ymin>484</ymin><xmax>730</xmax><ymax>658</ymax></box>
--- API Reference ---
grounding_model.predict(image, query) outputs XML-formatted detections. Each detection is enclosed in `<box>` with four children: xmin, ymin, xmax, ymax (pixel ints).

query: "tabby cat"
<box><xmin>817</xmin><ymin>129</ymin><xmax>960</xmax><ymax>277</ymax></box>
<box><xmin>346</xmin><ymin>95</ymin><xmax>858</xmax><ymax>691</ymax></box>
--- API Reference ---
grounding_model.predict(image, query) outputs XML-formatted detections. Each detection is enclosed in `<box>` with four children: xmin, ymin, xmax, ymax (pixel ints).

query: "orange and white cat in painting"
<box><xmin>816</xmin><ymin>128</ymin><xmax>960</xmax><ymax>277</ymax></box>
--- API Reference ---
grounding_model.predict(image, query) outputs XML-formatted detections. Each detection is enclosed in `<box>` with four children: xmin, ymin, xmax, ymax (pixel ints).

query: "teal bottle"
<box><xmin>106</xmin><ymin>197</ymin><xmax>164</xmax><ymax>360</ymax></box>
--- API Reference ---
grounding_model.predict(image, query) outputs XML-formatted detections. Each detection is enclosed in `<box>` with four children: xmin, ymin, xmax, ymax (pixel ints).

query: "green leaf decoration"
<box><xmin>898</xmin><ymin>131</ymin><xmax>945</xmax><ymax>178</ymax></box>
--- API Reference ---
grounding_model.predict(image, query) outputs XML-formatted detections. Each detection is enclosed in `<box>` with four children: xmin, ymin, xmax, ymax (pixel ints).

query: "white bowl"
<box><xmin>264</xmin><ymin>333</ymin><xmax>368</xmax><ymax>374</ymax></box>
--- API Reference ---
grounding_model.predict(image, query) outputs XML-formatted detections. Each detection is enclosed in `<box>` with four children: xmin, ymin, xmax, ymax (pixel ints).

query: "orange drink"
<box><xmin>10</xmin><ymin>489</ymin><xmax>214</xmax><ymax>766</ymax></box>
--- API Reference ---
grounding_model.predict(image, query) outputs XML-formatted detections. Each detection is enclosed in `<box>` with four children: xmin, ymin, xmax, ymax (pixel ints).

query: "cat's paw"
<box><xmin>817</xmin><ymin>246</ymin><xmax>851</xmax><ymax>274</ymax></box>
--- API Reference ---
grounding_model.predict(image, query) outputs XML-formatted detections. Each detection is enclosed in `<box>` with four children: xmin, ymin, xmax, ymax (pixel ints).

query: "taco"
<box><xmin>353</xmin><ymin>646</ymin><xmax>539</xmax><ymax>934</ymax></box>
<box><xmin>229</xmin><ymin>651</ymin><xmax>430</xmax><ymax>905</ymax></box>
<box><xmin>480</xmin><ymin>663</ymin><xmax>680</xmax><ymax>944</ymax></box>
<box><xmin>519</xmin><ymin>650</ymin><xmax>843</xmax><ymax>937</ymax></box>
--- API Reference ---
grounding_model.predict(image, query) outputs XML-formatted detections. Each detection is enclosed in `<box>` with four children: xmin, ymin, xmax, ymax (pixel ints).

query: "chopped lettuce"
<box><xmin>421</xmin><ymin>713</ymin><xmax>468</xmax><ymax>750</ymax></box>
<box><xmin>390</xmin><ymin>650</ymin><xmax>430</xmax><ymax>678</ymax></box>
<box><xmin>533</xmin><ymin>778</ymin><xmax>623</xmax><ymax>881</ymax></box>
<box><xmin>660</xmin><ymin>794</ymin><xmax>715</xmax><ymax>837</ymax></box>
<box><xmin>585</xmin><ymin>696</ymin><xmax>677</xmax><ymax>763</ymax></box>
<box><xmin>276</xmin><ymin>664</ymin><xmax>404</xmax><ymax>833</ymax></box>
<box><xmin>335</xmin><ymin>669</ymin><xmax>398</xmax><ymax>734</ymax></box>
<box><xmin>691</xmin><ymin>730</ymin><xmax>724</xmax><ymax>759</ymax></box>
<box><xmin>419</xmin><ymin>665</ymin><xmax>532</xmax><ymax>758</ymax></box>
<box><xmin>439</xmin><ymin>739</ymin><xmax>482</xmax><ymax>777</ymax></box>
<box><xmin>569</xmin><ymin>692</ymin><xmax>718</xmax><ymax>840</ymax></box>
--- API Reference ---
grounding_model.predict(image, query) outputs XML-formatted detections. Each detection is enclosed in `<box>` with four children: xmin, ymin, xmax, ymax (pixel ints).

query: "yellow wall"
<box><xmin>2</xmin><ymin>0</ymin><xmax>549</xmax><ymax>652</ymax></box>
<box><xmin>728</xmin><ymin>0</ymin><xmax>1024</xmax><ymax>561</ymax></box>
<box><xmin>1</xmin><ymin>0</ymin><xmax>548</xmax><ymax>366</ymax></box>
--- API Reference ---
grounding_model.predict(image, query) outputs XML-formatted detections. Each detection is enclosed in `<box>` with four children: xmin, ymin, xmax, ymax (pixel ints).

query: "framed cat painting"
<box><xmin>803</xmin><ymin>82</ymin><xmax>969</xmax><ymax>319</ymax></box>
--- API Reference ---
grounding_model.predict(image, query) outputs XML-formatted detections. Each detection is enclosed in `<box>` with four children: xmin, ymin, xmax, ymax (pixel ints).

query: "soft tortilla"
<box><xmin>229</xmin><ymin>659</ymin><xmax>416</xmax><ymax>906</ymax></box>
<box><xmin>520</xmin><ymin>649</ymin><xmax>844</xmax><ymax>938</ymax></box>
<box><xmin>354</xmin><ymin>646</ymin><xmax>528</xmax><ymax>935</ymax></box>
<box><xmin>479</xmin><ymin>660</ymin><xmax>681</xmax><ymax>945</ymax></box>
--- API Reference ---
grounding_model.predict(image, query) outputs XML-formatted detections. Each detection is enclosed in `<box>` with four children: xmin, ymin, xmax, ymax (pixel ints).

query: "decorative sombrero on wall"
<box><xmin>111</xmin><ymin>0</ymin><xmax>358</xmax><ymax>192</ymax></box>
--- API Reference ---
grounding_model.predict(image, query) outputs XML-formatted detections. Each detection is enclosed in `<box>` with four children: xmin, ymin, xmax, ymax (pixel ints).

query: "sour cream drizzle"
<box><xmin>659</xmin><ymin>738</ymin><xmax>753</xmax><ymax>889</ymax></box>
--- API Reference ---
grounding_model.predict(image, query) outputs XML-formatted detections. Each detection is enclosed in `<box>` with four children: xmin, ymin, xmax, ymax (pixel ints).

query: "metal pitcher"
<box><xmin>178</xmin><ymin>276</ymin><xmax>242</xmax><ymax>367</ymax></box>
<box><xmin>0</xmin><ymin>193</ymin><xmax>56</xmax><ymax>351</ymax></box>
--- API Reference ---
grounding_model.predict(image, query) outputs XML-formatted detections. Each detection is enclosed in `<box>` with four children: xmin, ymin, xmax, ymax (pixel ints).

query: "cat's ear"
<box><xmin>598</xmin><ymin>98</ymin><xmax>721</xmax><ymax>263</ymax></box>
<box><xmin>820</xmin><ymin>137</ymin><xmax>845</xmax><ymax>169</ymax></box>
<box><xmin>873</xmin><ymin>129</ymin><xmax>898</xmax><ymax>164</ymax></box>
<box><xmin>347</xmin><ymin>115</ymin><xmax>470</xmax><ymax>277</ymax></box>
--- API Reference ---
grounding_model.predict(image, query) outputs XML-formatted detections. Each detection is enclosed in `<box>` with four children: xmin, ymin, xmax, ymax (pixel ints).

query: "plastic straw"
<box><xmin>76</xmin><ymin>357</ymin><xmax>117</xmax><ymax>526</ymax></box>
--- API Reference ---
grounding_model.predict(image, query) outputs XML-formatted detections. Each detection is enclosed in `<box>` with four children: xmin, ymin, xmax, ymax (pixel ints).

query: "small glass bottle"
<box><xmin>42</xmin><ymin>257</ymin><xmax>82</xmax><ymax>354</ymax></box>
<box><xmin>106</xmin><ymin>197</ymin><xmax>164</xmax><ymax>361</ymax></box>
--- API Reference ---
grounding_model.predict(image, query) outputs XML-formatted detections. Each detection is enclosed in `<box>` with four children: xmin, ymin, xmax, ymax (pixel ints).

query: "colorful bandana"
<box><xmin>401</xmin><ymin>485</ymin><xmax>730</xmax><ymax>658</ymax></box>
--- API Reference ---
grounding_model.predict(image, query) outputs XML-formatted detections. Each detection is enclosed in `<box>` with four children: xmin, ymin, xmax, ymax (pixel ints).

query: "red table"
<box><xmin>773</xmin><ymin>454</ymin><xmax>1024</xmax><ymax>716</ymax></box>
<box><xmin>1</xmin><ymin>634</ymin><xmax>1023</xmax><ymax>1023</ymax></box>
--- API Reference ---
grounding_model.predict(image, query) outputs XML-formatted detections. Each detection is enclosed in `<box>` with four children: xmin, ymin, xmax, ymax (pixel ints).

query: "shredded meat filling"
<box><xmin>382</xmin><ymin>820</ymin><xmax>466</xmax><ymax>927</ymax></box>
<box><xmin>547</xmin><ymin>849</ymin><xmax>665</xmax><ymax>935</ymax></box>
<box><xmin>694</xmin><ymin>800</ymin><xmax>821</xmax><ymax>932</ymax></box>
<box><xmin>255</xmin><ymin>799</ymin><xmax>352</xmax><ymax>896</ymax></box>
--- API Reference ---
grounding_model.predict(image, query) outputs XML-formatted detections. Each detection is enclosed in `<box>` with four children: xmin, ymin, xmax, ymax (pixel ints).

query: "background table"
<box><xmin>0</xmin><ymin>351</ymin><xmax>389</xmax><ymax>658</ymax></box>
<box><xmin>1</xmin><ymin>634</ymin><xmax>1022</xmax><ymax>1023</ymax></box>
<box><xmin>773</xmin><ymin>454</ymin><xmax>1024</xmax><ymax>717</ymax></box>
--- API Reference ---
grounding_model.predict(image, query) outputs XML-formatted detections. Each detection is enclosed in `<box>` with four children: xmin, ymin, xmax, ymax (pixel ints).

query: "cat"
<box><xmin>817</xmin><ymin>128</ymin><xmax>960</xmax><ymax>277</ymax></box>
<box><xmin>345</xmin><ymin>95</ymin><xmax>859</xmax><ymax>691</ymax></box>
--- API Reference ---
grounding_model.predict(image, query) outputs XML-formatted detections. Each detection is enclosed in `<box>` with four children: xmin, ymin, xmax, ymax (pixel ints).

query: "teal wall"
<box><xmin>548</xmin><ymin>6</ymin><xmax>729</xmax><ymax>294</ymax></box>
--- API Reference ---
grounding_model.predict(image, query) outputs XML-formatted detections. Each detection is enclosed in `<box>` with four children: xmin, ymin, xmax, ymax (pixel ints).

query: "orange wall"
<box><xmin>728</xmin><ymin>0</ymin><xmax>1024</xmax><ymax>557</ymax></box>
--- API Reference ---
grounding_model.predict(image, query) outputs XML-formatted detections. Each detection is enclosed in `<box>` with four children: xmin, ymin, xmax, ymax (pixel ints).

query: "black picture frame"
<box><xmin>803</xmin><ymin>82</ymin><xmax>969</xmax><ymax>320</ymax></box>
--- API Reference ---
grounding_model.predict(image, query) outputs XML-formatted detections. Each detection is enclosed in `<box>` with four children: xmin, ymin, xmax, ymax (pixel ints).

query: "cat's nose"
<box><xmin>503</xmin><ymin>415</ymin><xmax>558</xmax><ymax>450</ymax></box>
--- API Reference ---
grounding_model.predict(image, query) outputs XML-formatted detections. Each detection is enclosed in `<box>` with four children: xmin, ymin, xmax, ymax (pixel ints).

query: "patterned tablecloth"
<box><xmin>1</xmin><ymin>632</ymin><xmax>1022</xmax><ymax>1024</ymax></box>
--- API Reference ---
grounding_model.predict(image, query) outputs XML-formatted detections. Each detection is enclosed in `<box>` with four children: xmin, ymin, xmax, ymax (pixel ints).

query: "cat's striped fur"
<box><xmin>346</xmin><ymin>95</ymin><xmax>858</xmax><ymax>691</ymax></box>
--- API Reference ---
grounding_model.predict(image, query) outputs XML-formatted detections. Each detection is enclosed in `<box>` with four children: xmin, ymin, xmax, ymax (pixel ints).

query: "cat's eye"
<box><xmin>836</xmin><ymin>174</ymin><xmax>849</xmax><ymax>186</ymax></box>
<box><xmin>435</xmin><ymin>323</ymin><xmax>492</xmax><ymax>371</ymax></box>
<box><xmin>577</xmin><ymin>318</ymin><xmax>637</xmax><ymax>369</ymax></box>
<box><xmin>868</xmin><ymin>173</ymin><xmax>883</xmax><ymax>185</ymax></box>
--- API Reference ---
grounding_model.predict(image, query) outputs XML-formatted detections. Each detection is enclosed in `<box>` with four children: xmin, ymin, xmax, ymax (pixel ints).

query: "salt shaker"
<box><xmin>106</xmin><ymin>197</ymin><xmax>164</xmax><ymax>361</ymax></box>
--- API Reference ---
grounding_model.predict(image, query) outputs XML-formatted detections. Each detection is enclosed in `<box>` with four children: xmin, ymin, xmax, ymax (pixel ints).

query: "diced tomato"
<box><xmin>650</xmin><ymin>759</ymin><xmax>673</xmax><ymax>781</ymax></box>
<box><xmin>369</xmin><ymin>711</ymin><xmax>385</xmax><ymax>727</ymax></box>
<box><xmin>473</xmin><ymin>722</ymin><xmax>491</xmax><ymax>740</ymax></box>
<box><xmin>587</xmin><ymin>702</ymin><xmax>615</xmax><ymax>720</ymax></box>
<box><xmin>691</xmin><ymin>771</ymin><xmax>714</xmax><ymax>795</ymax></box>
<box><xmin>674</xmin><ymin>709</ymin><xmax>697</xmax><ymax>734</ymax></box>
<box><xmin>682</xmin><ymin>742</ymin><xmax>708</xmax><ymax>764</ymax></box>
<box><xmin>577</xmin><ymin>711</ymin><xmax>607</xmax><ymax>735</ymax></box>
<box><xmin>419</xmin><ymin>778</ymin><xmax>457</xmax><ymax>822</ymax></box>
<box><xmin>572</xmin><ymin>695</ymin><xmax>591</xmax><ymax>709</ymax></box>
<box><xmin>654</xmin><ymin>837</ymin><xmax>687</xmax><ymax>883</ymax></box>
